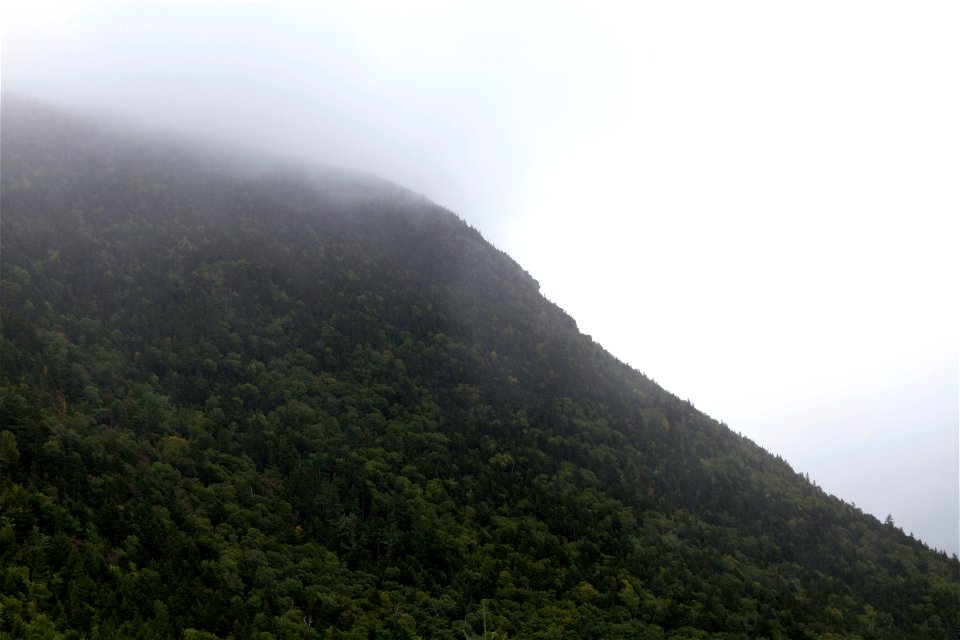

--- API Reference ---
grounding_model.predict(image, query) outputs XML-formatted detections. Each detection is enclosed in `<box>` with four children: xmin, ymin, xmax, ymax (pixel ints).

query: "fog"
<box><xmin>3</xmin><ymin>1</ymin><xmax>957</xmax><ymax>554</ymax></box>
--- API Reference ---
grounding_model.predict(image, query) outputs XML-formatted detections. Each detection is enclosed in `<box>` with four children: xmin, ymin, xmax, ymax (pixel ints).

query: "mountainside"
<box><xmin>1</xmin><ymin>95</ymin><xmax>958</xmax><ymax>639</ymax></box>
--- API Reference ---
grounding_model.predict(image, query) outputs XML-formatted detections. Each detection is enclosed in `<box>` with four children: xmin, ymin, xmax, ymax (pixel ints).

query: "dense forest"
<box><xmin>1</xmin><ymin>95</ymin><xmax>958</xmax><ymax>639</ymax></box>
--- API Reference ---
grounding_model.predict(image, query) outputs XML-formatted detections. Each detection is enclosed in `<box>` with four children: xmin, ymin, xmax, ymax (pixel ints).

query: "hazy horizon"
<box><xmin>2</xmin><ymin>1</ymin><xmax>957</xmax><ymax>554</ymax></box>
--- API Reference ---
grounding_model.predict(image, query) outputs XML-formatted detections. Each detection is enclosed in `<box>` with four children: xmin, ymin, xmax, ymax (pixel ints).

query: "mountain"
<box><xmin>1</xmin><ymin>95</ymin><xmax>957</xmax><ymax>640</ymax></box>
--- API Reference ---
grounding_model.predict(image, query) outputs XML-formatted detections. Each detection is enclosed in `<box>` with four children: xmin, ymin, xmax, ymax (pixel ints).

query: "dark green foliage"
<box><xmin>2</xmin><ymin>95</ymin><xmax>958</xmax><ymax>639</ymax></box>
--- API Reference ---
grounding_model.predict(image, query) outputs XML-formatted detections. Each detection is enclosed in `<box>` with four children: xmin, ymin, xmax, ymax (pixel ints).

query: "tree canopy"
<box><xmin>1</xmin><ymin>95</ymin><xmax>957</xmax><ymax>639</ymax></box>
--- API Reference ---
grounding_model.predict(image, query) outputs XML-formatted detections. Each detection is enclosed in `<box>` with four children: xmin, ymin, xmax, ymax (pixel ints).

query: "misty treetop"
<box><xmin>1</xmin><ymin>95</ymin><xmax>958</xmax><ymax>639</ymax></box>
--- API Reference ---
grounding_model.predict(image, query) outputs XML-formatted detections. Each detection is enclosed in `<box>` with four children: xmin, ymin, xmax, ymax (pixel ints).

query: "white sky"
<box><xmin>2</xmin><ymin>1</ymin><xmax>957</xmax><ymax>554</ymax></box>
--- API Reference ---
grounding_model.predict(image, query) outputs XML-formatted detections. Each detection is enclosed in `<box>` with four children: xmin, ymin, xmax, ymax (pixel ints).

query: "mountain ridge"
<box><xmin>1</xmin><ymin>95</ymin><xmax>957</xmax><ymax>639</ymax></box>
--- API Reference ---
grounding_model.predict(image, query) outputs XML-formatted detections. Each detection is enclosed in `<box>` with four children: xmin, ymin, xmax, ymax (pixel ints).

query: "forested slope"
<box><xmin>2</xmin><ymin>96</ymin><xmax>957</xmax><ymax>639</ymax></box>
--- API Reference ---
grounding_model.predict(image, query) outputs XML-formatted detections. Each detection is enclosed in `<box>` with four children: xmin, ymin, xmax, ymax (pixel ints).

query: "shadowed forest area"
<box><xmin>1</xmin><ymin>96</ymin><xmax>957</xmax><ymax>639</ymax></box>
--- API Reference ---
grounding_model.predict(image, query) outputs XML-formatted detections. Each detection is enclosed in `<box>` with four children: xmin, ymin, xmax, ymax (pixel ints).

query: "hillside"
<box><xmin>1</xmin><ymin>95</ymin><xmax>958</xmax><ymax>639</ymax></box>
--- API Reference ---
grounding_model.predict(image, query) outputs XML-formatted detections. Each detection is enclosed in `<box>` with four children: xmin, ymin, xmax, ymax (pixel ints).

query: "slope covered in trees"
<box><xmin>1</xmin><ymin>95</ymin><xmax>957</xmax><ymax>639</ymax></box>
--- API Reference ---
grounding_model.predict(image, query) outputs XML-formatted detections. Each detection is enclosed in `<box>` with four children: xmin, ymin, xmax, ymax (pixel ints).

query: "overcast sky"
<box><xmin>3</xmin><ymin>1</ymin><xmax>957</xmax><ymax>554</ymax></box>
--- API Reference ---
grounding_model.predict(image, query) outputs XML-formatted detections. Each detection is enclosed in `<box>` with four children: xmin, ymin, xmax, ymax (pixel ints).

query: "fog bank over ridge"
<box><xmin>2</xmin><ymin>1</ymin><xmax>957</xmax><ymax>554</ymax></box>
